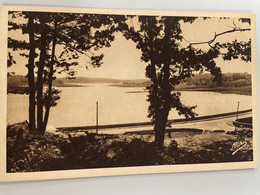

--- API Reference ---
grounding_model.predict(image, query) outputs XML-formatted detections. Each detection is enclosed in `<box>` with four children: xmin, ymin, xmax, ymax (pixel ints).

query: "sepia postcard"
<box><xmin>0</xmin><ymin>6</ymin><xmax>258</xmax><ymax>181</ymax></box>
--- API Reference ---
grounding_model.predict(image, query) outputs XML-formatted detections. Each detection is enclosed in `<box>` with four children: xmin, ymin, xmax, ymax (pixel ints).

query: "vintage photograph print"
<box><xmin>0</xmin><ymin>6</ymin><xmax>257</xmax><ymax>181</ymax></box>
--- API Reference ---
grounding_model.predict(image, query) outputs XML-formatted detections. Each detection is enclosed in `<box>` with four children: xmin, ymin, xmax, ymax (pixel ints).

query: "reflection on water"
<box><xmin>7</xmin><ymin>83</ymin><xmax>252</xmax><ymax>127</ymax></box>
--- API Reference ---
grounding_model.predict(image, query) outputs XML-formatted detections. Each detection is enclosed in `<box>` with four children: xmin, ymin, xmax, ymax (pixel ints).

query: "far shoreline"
<box><xmin>125</xmin><ymin>86</ymin><xmax>252</xmax><ymax>96</ymax></box>
<box><xmin>7</xmin><ymin>84</ymin><xmax>252</xmax><ymax>96</ymax></box>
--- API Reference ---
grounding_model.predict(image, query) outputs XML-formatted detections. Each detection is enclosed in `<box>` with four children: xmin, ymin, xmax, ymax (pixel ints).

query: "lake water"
<box><xmin>7</xmin><ymin>83</ymin><xmax>252</xmax><ymax>127</ymax></box>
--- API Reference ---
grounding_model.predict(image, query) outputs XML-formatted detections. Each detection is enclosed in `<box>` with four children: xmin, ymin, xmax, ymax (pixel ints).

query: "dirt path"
<box><xmin>76</xmin><ymin>113</ymin><xmax>251</xmax><ymax>134</ymax></box>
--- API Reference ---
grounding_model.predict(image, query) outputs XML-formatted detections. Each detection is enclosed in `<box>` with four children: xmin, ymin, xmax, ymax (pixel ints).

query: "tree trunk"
<box><xmin>42</xmin><ymin>106</ymin><xmax>50</xmax><ymax>133</ymax></box>
<box><xmin>42</xmin><ymin>19</ymin><xmax>57</xmax><ymax>133</ymax></box>
<box><xmin>27</xmin><ymin>13</ymin><xmax>36</xmax><ymax>133</ymax></box>
<box><xmin>153</xmin><ymin>18</ymin><xmax>173</xmax><ymax>146</ymax></box>
<box><xmin>154</xmin><ymin>109</ymin><xmax>169</xmax><ymax>146</ymax></box>
<box><xmin>37</xmin><ymin>13</ymin><xmax>47</xmax><ymax>134</ymax></box>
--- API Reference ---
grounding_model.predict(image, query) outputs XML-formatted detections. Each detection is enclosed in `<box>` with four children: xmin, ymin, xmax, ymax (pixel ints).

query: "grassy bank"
<box><xmin>7</xmin><ymin>121</ymin><xmax>253</xmax><ymax>172</ymax></box>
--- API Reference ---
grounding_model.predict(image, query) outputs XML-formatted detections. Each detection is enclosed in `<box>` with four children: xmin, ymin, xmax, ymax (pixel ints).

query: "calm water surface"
<box><xmin>7</xmin><ymin>83</ymin><xmax>252</xmax><ymax>127</ymax></box>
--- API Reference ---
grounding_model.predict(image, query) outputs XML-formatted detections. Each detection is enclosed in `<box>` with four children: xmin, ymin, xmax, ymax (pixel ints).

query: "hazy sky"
<box><xmin>8</xmin><ymin>16</ymin><xmax>251</xmax><ymax>79</ymax></box>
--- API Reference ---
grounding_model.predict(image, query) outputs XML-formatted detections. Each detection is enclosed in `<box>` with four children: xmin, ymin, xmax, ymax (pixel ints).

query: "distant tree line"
<box><xmin>183</xmin><ymin>73</ymin><xmax>251</xmax><ymax>88</ymax></box>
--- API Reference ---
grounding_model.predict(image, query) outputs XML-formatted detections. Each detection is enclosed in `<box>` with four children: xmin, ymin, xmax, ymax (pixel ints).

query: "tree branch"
<box><xmin>189</xmin><ymin>28</ymin><xmax>251</xmax><ymax>47</ymax></box>
<box><xmin>59</xmin><ymin>42</ymin><xmax>91</xmax><ymax>58</ymax></box>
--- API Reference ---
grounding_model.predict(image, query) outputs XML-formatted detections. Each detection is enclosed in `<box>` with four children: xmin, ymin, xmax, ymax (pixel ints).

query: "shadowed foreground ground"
<box><xmin>7</xmin><ymin>121</ymin><xmax>253</xmax><ymax>172</ymax></box>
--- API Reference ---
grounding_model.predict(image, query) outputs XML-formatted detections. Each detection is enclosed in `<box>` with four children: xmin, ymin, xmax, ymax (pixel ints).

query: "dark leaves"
<box><xmin>217</xmin><ymin>40</ymin><xmax>251</xmax><ymax>62</ymax></box>
<box><xmin>42</xmin><ymin>87</ymin><xmax>61</xmax><ymax>107</ymax></box>
<box><xmin>8</xmin><ymin>38</ymin><xmax>29</xmax><ymax>51</ymax></box>
<box><xmin>8</xmin><ymin>52</ymin><xmax>16</xmax><ymax>67</ymax></box>
<box><xmin>91</xmin><ymin>54</ymin><xmax>104</xmax><ymax>68</ymax></box>
<box><xmin>239</xmin><ymin>18</ymin><xmax>251</xmax><ymax>25</ymax></box>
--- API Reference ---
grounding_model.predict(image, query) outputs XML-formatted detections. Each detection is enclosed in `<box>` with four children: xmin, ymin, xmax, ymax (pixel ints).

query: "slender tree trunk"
<box><xmin>153</xmin><ymin>18</ymin><xmax>173</xmax><ymax>146</ymax></box>
<box><xmin>145</xmin><ymin>18</ymin><xmax>166</xmax><ymax>146</ymax></box>
<box><xmin>27</xmin><ymin>13</ymin><xmax>36</xmax><ymax>133</ymax></box>
<box><xmin>37</xmin><ymin>13</ymin><xmax>47</xmax><ymax>134</ymax></box>
<box><xmin>42</xmin><ymin>19</ymin><xmax>57</xmax><ymax>133</ymax></box>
